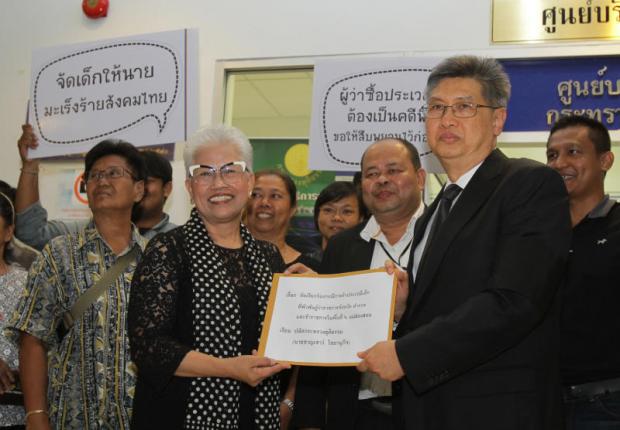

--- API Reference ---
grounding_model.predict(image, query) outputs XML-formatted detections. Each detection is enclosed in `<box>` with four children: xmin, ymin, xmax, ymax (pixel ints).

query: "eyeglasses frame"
<box><xmin>188</xmin><ymin>161</ymin><xmax>248</xmax><ymax>184</ymax></box>
<box><xmin>424</xmin><ymin>102</ymin><xmax>502</xmax><ymax>119</ymax></box>
<box><xmin>84</xmin><ymin>165</ymin><xmax>138</xmax><ymax>184</ymax></box>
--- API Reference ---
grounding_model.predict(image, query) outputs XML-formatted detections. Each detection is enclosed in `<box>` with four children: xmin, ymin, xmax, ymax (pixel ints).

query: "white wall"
<box><xmin>2</xmin><ymin>1</ymin><xmax>620</xmax><ymax>223</ymax></box>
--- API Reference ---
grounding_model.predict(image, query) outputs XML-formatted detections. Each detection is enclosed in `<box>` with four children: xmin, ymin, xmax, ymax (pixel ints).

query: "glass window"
<box><xmin>224</xmin><ymin>69</ymin><xmax>313</xmax><ymax>138</ymax></box>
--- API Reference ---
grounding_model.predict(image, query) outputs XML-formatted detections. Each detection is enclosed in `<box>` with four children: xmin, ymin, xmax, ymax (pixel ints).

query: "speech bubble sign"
<box><xmin>32</xmin><ymin>42</ymin><xmax>179</xmax><ymax>145</ymax></box>
<box><xmin>321</xmin><ymin>69</ymin><xmax>429</xmax><ymax>166</ymax></box>
<box><xmin>309</xmin><ymin>57</ymin><xmax>444</xmax><ymax>173</ymax></box>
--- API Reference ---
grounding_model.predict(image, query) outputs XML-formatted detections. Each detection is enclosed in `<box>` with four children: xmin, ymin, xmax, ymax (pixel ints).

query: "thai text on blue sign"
<box><xmin>500</xmin><ymin>56</ymin><xmax>620</xmax><ymax>132</ymax></box>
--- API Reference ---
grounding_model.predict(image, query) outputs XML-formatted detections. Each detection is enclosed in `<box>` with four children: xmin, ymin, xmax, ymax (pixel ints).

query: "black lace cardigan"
<box><xmin>127</xmin><ymin>227</ymin><xmax>285</xmax><ymax>429</ymax></box>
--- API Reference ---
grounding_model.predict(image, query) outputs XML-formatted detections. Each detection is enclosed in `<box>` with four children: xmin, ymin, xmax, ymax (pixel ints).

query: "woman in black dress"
<box><xmin>128</xmin><ymin>125</ymin><xmax>290</xmax><ymax>430</ymax></box>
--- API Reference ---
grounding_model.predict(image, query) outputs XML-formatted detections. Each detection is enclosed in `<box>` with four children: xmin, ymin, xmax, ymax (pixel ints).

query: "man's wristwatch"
<box><xmin>281</xmin><ymin>398</ymin><xmax>294</xmax><ymax>411</ymax></box>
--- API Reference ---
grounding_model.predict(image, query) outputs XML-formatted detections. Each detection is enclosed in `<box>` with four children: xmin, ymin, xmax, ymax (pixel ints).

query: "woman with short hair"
<box><xmin>314</xmin><ymin>181</ymin><xmax>366</xmax><ymax>250</ymax></box>
<box><xmin>128</xmin><ymin>125</ymin><xmax>290</xmax><ymax>430</ymax></box>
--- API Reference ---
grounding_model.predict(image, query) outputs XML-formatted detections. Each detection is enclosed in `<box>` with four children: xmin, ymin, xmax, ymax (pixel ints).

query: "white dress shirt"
<box><xmin>357</xmin><ymin>202</ymin><xmax>424</xmax><ymax>400</ymax></box>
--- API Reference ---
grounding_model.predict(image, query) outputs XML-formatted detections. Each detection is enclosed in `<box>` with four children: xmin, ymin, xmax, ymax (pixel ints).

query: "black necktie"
<box><xmin>427</xmin><ymin>184</ymin><xmax>462</xmax><ymax>241</ymax></box>
<box><xmin>418</xmin><ymin>184</ymin><xmax>462</xmax><ymax>270</ymax></box>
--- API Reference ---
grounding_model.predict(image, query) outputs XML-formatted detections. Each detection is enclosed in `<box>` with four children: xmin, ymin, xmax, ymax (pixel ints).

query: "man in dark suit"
<box><xmin>357</xmin><ymin>55</ymin><xmax>571</xmax><ymax>430</ymax></box>
<box><xmin>294</xmin><ymin>137</ymin><xmax>425</xmax><ymax>429</ymax></box>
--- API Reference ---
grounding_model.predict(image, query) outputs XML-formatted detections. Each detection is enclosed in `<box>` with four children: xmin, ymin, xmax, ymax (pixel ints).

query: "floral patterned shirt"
<box><xmin>0</xmin><ymin>264</ymin><xmax>27</xmax><ymax>427</ymax></box>
<box><xmin>7</xmin><ymin>221</ymin><xmax>146</xmax><ymax>430</ymax></box>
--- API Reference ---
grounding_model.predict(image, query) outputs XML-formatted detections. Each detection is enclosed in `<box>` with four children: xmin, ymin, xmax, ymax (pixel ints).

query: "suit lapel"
<box><xmin>324</xmin><ymin>221</ymin><xmax>375</xmax><ymax>273</ymax></box>
<box><xmin>407</xmin><ymin>201</ymin><xmax>437</xmax><ymax>272</ymax></box>
<box><xmin>398</xmin><ymin>201</ymin><xmax>437</xmax><ymax>332</ymax></box>
<box><xmin>355</xmin><ymin>220</ymin><xmax>376</xmax><ymax>270</ymax></box>
<box><xmin>357</xmin><ymin>235</ymin><xmax>376</xmax><ymax>270</ymax></box>
<box><xmin>407</xmin><ymin>150</ymin><xmax>508</xmax><ymax>315</ymax></box>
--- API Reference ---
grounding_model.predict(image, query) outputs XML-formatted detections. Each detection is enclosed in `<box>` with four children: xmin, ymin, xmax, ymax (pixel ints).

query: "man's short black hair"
<box><xmin>548</xmin><ymin>115</ymin><xmax>611</xmax><ymax>154</ymax></box>
<box><xmin>84</xmin><ymin>139</ymin><xmax>146</xmax><ymax>181</ymax></box>
<box><xmin>142</xmin><ymin>150</ymin><xmax>173</xmax><ymax>183</ymax></box>
<box><xmin>361</xmin><ymin>137</ymin><xmax>422</xmax><ymax>171</ymax></box>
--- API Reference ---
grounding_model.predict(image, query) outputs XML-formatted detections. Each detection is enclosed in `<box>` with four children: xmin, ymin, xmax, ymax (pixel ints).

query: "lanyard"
<box><xmin>378</xmin><ymin>239</ymin><xmax>413</xmax><ymax>270</ymax></box>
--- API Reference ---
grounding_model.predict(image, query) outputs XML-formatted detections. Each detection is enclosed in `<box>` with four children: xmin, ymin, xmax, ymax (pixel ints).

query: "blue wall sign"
<box><xmin>500</xmin><ymin>56</ymin><xmax>620</xmax><ymax>132</ymax></box>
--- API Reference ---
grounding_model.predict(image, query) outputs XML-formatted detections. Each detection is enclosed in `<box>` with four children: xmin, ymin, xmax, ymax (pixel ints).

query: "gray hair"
<box><xmin>425</xmin><ymin>55</ymin><xmax>511</xmax><ymax>107</ymax></box>
<box><xmin>183</xmin><ymin>125</ymin><xmax>253</xmax><ymax>177</ymax></box>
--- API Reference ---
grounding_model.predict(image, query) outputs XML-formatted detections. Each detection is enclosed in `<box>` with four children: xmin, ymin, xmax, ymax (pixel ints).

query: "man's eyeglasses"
<box><xmin>425</xmin><ymin>102</ymin><xmax>501</xmax><ymax>119</ymax></box>
<box><xmin>188</xmin><ymin>161</ymin><xmax>248</xmax><ymax>185</ymax></box>
<box><xmin>85</xmin><ymin>166</ymin><xmax>137</xmax><ymax>183</ymax></box>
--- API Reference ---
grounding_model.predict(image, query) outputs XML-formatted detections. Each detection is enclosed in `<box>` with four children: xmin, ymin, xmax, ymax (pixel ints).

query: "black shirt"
<box><xmin>560</xmin><ymin>197</ymin><xmax>620</xmax><ymax>385</ymax></box>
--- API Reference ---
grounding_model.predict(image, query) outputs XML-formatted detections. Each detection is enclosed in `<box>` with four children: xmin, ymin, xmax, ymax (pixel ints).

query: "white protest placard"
<box><xmin>309</xmin><ymin>57</ymin><xmax>444</xmax><ymax>173</ymax></box>
<box><xmin>29</xmin><ymin>29</ymin><xmax>198</xmax><ymax>158</ymax></box>
<box><xmin>258</xmin><ymin>269</ymin><xmax>396</xmax><ymax>366</ymax></box>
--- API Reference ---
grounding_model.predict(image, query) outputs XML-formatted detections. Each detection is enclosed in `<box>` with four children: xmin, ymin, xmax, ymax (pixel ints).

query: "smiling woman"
<box><xmin>128</xmin><ymin>125</ymin><xmax>292</xmax><ymax>430</ymax></box>
<box><xmin>314</xmin><ymin>181</ymin><xmax>366</xmax><ymax>250</ymax></box>
<box><xmin>246</xmin><ymin>169</ymin><xmax>320</xmax><ymax>272</ymax></box>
